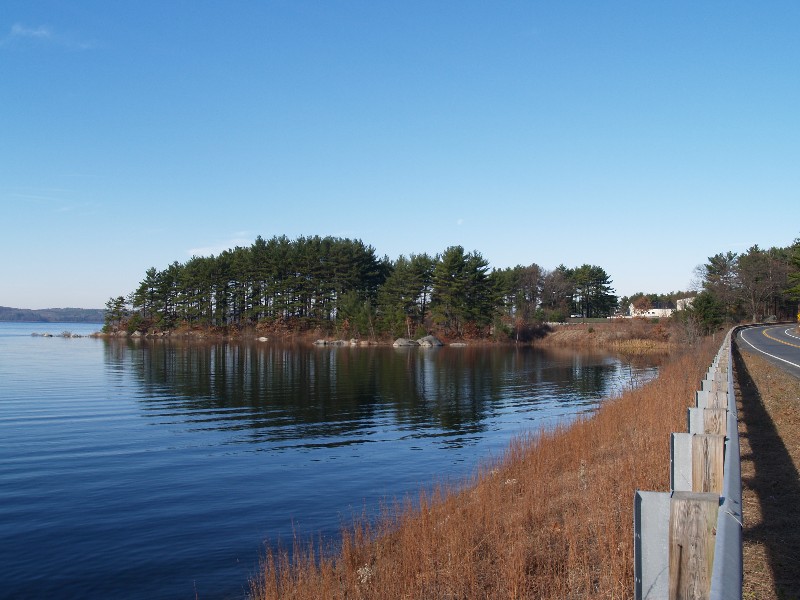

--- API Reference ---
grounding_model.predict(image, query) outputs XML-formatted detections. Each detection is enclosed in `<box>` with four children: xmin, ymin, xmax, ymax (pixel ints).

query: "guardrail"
<box><xmin>634</xmin><ymin>329</ymin><xmax>742</xmax><ymax>599</ymax></box>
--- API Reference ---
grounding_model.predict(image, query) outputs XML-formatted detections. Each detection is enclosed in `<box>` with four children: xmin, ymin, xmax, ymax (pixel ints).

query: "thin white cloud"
<box><xmin>10</xmin><ymin>23</ymin><xmax>52</xmax><ymax>39</ymax></box>
<box><xmin>11</xmin><ymin>191</ymin><xmax>65</xmax><ymax>204</ymax></box>
<box><xmin>1</xmin><ymin>23</ymin><xmax>93</xmax><ymax>50</ymax></box>
<box><xmin>7</xmin><ymin>188</ymin><xmax>102</xmax><ymax>216</ymax></box>
<box><xmin>187</xmin><ymin>235</ymin><xmax>255</xmax><ymax>258</ymax></box>
<box><xmin>456</xmin><ymin>218</ymin><xmax>464</xmax><ymax>226</ymax></box>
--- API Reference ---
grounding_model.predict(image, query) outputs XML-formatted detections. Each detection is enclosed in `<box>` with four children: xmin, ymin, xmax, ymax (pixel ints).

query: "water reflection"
<box><xmin>103</xmin><ymin>340</ymin><xmax>666</xmax><ymax>448</ymax></box>
<box><xmin>1</xmin><ymin>329</ymin><xmax>667</xmax><ymax>600</ymax></box>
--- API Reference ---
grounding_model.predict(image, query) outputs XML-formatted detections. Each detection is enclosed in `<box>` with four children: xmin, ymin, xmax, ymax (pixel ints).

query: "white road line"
<box><xmin>784</xmin><ymin>327</ymin><xmax>800</xmax><ymax>341</ymax></box>
<box><xmin>739</xmin><ymin>328</ymin><xmax>800</xmax><ymax>371</ymax></box>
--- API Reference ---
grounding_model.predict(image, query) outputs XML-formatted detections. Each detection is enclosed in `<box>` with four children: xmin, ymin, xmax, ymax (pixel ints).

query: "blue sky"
<box><xmin>2</xmin><ymin>1</ymin><xmax>798</xmax><ymax>309</ymax></box>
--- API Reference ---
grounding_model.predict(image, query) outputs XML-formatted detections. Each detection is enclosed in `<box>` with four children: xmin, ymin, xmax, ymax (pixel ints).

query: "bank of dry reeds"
<box><xmin>539</xmin><ymin>320</ymin><xmax>674</xmax><ymax>352</ymax></box>
<box><xmin>250</xmin><ymin>339</ymin><xmax>716</xmax><ymax>600</ymax></box>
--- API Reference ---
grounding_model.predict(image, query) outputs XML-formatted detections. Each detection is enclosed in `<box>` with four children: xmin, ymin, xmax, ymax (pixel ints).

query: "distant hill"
<box><xmin>0</xmin><ymin>306</ymin><xmax>105</xmax><ymax>323</ymax></box>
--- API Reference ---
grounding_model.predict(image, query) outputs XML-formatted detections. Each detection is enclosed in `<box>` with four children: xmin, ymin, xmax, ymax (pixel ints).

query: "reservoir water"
<box><xmin>0</xmin><ymin>322</ymin><xmax>664</xmax><ymax>599</ymax></box>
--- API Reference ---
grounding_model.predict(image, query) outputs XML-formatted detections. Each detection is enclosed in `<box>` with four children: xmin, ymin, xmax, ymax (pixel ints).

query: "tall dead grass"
<box><xmin>540</xmin><ymin>320</ymin><xmax>673</xmax><ymax>352</ymax></box>
<box><xmin>250</xmin><ymin>340</ymin><xmax>716</xmax><ymax>599</ymax></box>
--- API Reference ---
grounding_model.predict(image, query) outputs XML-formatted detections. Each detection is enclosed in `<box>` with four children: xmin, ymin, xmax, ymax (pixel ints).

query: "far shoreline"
<box><xmin>92</xmin><ymin>319</ymin><xmax>677</xmax><ymax>353</ymax></box>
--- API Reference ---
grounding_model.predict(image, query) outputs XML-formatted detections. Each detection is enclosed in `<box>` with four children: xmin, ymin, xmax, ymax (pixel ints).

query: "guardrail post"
<box><xmin>695</xmin><ymin>390</ymin><xmax>728</xmax><ymax>410</ymax></box>
<box><xmin>701</xmin><ymin>374</ymin><xmax>724</xmax><ymax>393</ymax></box>
<box><xmin>703</xmin><ymin>409</ymin><xmax>727</xmax><ymax>436</ymax></box>
<box><xmin>688</xmin><ymin>407</ymin><xmax>727</xmax><ymax>436</ymax></box>
<box><xmin>636</xmin><ymin>330</ymin><xmax>741</xmax><ymax>600</ymax></box>
<box><xmin>708</xmin><ymin>391</ymin><xmax>728</xmax><ymax>410</ymax></box>
<box><xmin>669</xmin><ymin>492</ymin><xmax>719</xmax><ymax>600</ymax></box>
<box><xmin>671</xmin><ymin>433</ymin><xmax>725</xmax><ymax>494</ymax></box>
<box><xmin>692</xmin><ymin>434</ymin><xmax>725</xmax><ymax>494</ymax></box>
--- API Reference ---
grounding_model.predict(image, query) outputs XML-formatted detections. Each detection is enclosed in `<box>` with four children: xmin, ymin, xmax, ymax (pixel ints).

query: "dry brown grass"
<box><xmin>735</xmin><ymin>346</ymin><xmax>800</xmax><ymax>600</ymax></box>
<box><xmin>539</xmin><ymin>320</ymin><xmax>673</xmax><ymax>352</ymax></box>
<box><xmin>249</xmin><ymin>340</ymin><xmax>717</xmax><ymax>599</ymax></box>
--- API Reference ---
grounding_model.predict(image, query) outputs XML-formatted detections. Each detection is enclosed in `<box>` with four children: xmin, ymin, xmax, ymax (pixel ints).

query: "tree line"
<box><xmin>0</xmin><ymin>306</ymin><xmax>106</xmax><ymax>323</ymax></box>
<box><xmin>104</xmin><ymin>235</ymin><xmax>617</xmax><ymax>339</ymax></box>
<box><xmin>678</xmin><ymin>240</ymin><xmax>800</xmax><ymax>335</ymax></box>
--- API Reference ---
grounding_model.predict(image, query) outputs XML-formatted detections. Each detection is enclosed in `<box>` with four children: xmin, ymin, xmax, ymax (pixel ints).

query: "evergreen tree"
<box><xmin>687</xmin><ymin>291</ymin><xmax>725</xmax><ymax>334</ymax></box>
<box><xmin>430</xmin><ymin>246</ymin><xmax>494</xmax><ymax>337</ymax></box>
<box><xmin>571</xmin><ymin>264</ymin><xmax>616</xmax><ymax>318</ymax></box>
<box><xmin>785</xmin><ymin>240</ymin><xmax>800</xmax><ymax>321</ymax></box>
<box><xmin>737</xmin><ymin>245</ymin><xmax>790</xmax><ymax>322</ymax></box>
<box><xmin>702</xmin><ymin>251</ymin><xmax>740</xmax><ymax>321</ymax></box>
<box><xmin>103</xmin><ymin>296</ymin><xmax>129</xmax><ymax>332</ymax></box>
<box><xmin>540</xmin><ymin>265</ymin><xmax>575</xmax><ymax>322</ymax></box>
<box><xmin>377</xmin><ymin>253</ymin><xmax>434</xmax><ymax>338</ymax></box>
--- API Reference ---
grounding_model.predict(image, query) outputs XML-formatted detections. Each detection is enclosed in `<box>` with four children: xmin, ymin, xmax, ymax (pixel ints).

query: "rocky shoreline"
<box><xmin>62</xmin><ymin>320</ymin><xmax>685</xmax><ymax>350</ymax></box>
<box><xmin>92</xmin><ymin>329</ymin><xmax>471</xmax><ymax>347</ymax></box>
<box><xmin>31</xmin><ymin>331</ymin><xmax>93</xmax><ymax>339</ymax></box>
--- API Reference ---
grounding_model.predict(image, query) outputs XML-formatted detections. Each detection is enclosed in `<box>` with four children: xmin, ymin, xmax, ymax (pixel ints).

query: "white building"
<box><xmin>628</xmin><ymin>297</ymin><xmax>694</xmax><ymax>318</ymax></box>
<box><xmin>629</xmin><ymin>305</ymin><xmax>675</xmax><ymax>318</ymax></box>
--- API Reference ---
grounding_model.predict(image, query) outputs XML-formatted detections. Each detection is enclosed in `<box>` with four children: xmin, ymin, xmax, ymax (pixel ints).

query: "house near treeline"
<box><xmin>628</xmin><ymin>297</ymin><xmax>695</xmax><ymax>318</ymax></box>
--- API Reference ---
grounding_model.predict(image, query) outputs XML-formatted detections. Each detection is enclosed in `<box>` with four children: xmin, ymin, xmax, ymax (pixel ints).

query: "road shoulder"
<box><xmin>734</xmin><ymin>343</ymin><xmax>800</xmax><ymax>600</ymax></box>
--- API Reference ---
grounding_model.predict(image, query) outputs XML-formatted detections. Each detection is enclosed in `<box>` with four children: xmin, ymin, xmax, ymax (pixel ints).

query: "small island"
<box><xmin>101</xmin><ymin>234</ymin><xmax>620</xmax><ymax>344</ymax></box>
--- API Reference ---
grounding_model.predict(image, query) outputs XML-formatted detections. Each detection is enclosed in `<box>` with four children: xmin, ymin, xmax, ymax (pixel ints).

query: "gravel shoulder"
<box><xmin>734</xmin><ymin>343</ymin><xmax>800</xmax><ymax>600</ymax></box>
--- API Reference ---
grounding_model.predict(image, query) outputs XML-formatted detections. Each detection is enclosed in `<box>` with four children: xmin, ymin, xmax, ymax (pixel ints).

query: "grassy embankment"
<box><xmin>537</xmin><ymin>319</ymin><xmax>673</xmax><ymax>353</ymax></box>
<box><xmin>250</xmin><ymin>334</ymin><xmax>716</xmax><ymax>599</ymax></box>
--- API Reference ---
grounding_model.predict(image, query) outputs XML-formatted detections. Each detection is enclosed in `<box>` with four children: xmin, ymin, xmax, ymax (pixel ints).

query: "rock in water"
<box><xmin>417</xmin><ymin>335</ymin><xmax>443</xmax><ymax>347</ymax></box>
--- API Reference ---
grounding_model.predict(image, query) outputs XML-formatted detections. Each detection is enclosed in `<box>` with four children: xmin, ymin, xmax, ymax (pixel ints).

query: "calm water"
<box><xmin>0</xmin><ymin>322</ymin><xmax>664</xmax><ymax>599</ymax></box>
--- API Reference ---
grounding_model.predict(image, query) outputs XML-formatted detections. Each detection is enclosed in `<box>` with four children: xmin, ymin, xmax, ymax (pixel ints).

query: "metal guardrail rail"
<box><xmin>709</xmin><ymin>330</ymin><xmax>743</xmax><ymax>600</ymax></box>
<box><xmin>634</xmin><ymin>329</ymin><xmax>742</xmax><ymax>599</ymax></box>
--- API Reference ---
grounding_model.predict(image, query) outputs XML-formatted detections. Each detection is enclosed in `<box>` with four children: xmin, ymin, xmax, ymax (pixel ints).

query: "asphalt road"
<box><xmin>737</xmin><ymin>324</ymin><xmax>800</xmax><ymax>378</ymax></box>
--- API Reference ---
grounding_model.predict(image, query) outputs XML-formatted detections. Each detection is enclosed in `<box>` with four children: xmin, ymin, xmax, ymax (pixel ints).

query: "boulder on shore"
<box><xmin>417</xmin><ymin>335</ymin><xmax>443</xmax><ymax>347</ymax></box>
<box><xmin>393</xmin><ymin>338</ymin><xmax>419</xmax><ymax>347</ymax></box>
<box><xmin>314</xmin><ymin>339</ymin><xmax>349</xmax><ymax>346</ymax></box>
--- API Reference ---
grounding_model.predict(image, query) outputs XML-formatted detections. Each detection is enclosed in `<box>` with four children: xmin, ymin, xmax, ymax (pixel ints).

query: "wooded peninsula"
<box><xmin>102</xmin><ymin>235</ymin><xmax>618</xmax><ymax>341</ymax></box>
<box><xmin>103</xmin><ymin>234</ymin><xmax>800</xmax><ymax>341</ymax></box>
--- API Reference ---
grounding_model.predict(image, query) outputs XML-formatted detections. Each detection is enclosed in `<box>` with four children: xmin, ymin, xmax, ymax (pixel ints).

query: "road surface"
<box><xmin>737</xmin><ymin>324</ymin><xmax>800</xmax><ymax>378</ymax></box>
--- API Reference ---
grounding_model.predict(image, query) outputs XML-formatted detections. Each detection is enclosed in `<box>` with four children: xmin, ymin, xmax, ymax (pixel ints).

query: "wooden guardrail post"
<box><xmin>688</xmin><ymin>408</ymin><xmax>727</xmax><ymax>436</ymax></box>
<box><xmin>707</xmin><ymin>391</ymin><xmax>728</xmax><ymax>410</ymax></box>
<box><xmin>691</xmin><ymin>434</ymin><xmax>725</xmax><ymax>494</ymax></box>
<box><xmin>701</xmin><ymin>374</ymin><xmax>724</xmax><ymax>394</ymax></box>
<box><xmin>702</xmin><ymin>409</ymin><xmax>727</xmax><ymax>436</ymax></box>
<box><xmin>695</xmin><ymin>390</ymin><xmax>728</xmax><ymax>410</ymax></box>
<box><xmin>636</xmin><ymin>331</ymin><xmax>741</xmax><ymax>600</ymax></box>
<box><xmin>669</xmin><ymin>492</ymin><xmax>719</xmax><ymax>599</ymax></box>
<box><xmin>671</xmin><ymin>433</ymin><xmax>725</xmax><ymax>493</ymax></box>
